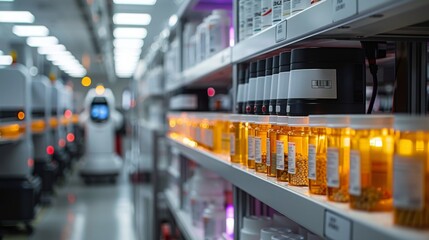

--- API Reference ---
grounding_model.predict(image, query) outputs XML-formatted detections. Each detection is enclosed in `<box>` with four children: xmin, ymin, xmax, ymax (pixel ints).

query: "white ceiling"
<box><xmin>0</xmin><ymin>0</ymin><xmax>182</xmax><ymax>81</ymax></box>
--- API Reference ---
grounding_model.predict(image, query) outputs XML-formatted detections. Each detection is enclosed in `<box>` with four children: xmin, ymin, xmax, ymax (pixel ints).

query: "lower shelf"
<box><xmin>168</xmin><ymin>136</ymin><xmax>429</xmax><ymax>240</ymax></box>
<box><xmin>164</xmin><ymin>189</ymin><xmax>203</xmax><ymax>240</ymax></box>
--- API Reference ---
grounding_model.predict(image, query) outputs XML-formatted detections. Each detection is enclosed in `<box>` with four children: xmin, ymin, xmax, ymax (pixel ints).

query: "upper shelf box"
<box><xmin>233</xmin><ymin>0</ymin><xmax>429</xmax><ymax>63</ymax></box>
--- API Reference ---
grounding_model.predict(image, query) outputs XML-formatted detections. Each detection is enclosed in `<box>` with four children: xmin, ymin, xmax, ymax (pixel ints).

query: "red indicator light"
<box><xmin>46</xmin><ymin>145</ymin><xmax>55</xmax><ymax>155</ymax></box>
<box><xmin>27</xmin><ymin>158</ymin><xmax>34</xmax><ymax>168</ymax></box>
<box><xmin>59</xmin><ymin>139</ymin><xmax>66</xmax><ymax>148</ymax></box>
<box><xmin>207</xmin><ymin>87</ymin><xmax>215</xmax><ymax>97</ymax></box>
<box><xmin>64</xmin><ymin>109</ymin><xmax>72</xmax><ymax>119</ymax></box>
<box><xmin>67</xmin><ymin>133</ymin><xmax>75</xmax><ymax>142</ymax></box>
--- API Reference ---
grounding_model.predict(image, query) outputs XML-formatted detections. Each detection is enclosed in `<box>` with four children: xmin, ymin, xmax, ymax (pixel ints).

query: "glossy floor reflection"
<box><xmin>27</xmin><ymin>171</ymin><xmax>137</xmax><ymax>240</ymax></box>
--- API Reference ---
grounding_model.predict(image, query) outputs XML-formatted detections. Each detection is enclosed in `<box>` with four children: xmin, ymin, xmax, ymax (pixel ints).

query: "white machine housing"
<box><xmin>79</xmin><ymin>88</ymin><xmax>123</xmax><ymax>176</ymax></box>
<box><xmin>51</xmin><ymin>81</ymin><xmax>67</xmax><ymax>152</ymax></box>
<box><xmin>31</xmin><ymin>75</ymin><xmax>51</xmax><ymax>162</ymax></box>
<box><xmin>0</xmin><ymin>65</ymin><xmax>33</xmax><ymax>177</ymax></box>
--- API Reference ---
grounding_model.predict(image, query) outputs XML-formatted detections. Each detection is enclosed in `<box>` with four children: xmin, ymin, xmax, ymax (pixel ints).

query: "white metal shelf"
<box><xmin>165</xmin><ymin>47</ymin><xmax>233</xmax><ymax>93</ymax></box>
<box><xmin>164</xmin><ymin>189</ymin><xmax>203</xmax><ymax>240</ymax></box>
<box><xmin>168</xmin><ymin>136</ymin><xmax>429</xmax><ymax>240</ymax></box>
<box><xmin>232</xmin><ymin>0</ymin><xmax>429</xmax><ymax>63</ymax></box>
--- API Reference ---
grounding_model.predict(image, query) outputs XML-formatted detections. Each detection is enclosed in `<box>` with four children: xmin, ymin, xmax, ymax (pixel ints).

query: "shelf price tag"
<box><xmin>275</xmin><ymin>20</ymin><xmax>287</xmax><ymax>43</ymax></box>
<box><xmin>324</xmin><ymin>210</ymin><xmax>352</xmax><ymax>240</ymax></box>
<box><xmin>333</xmin><ymin>0</ymin><xmax>357</xmax><ymax>22</ymax></box>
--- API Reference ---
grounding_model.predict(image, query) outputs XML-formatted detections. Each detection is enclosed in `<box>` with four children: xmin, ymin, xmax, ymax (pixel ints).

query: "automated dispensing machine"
<box><xmin>50</xmin><ymin>80</ymin><xmax>71</xmax><ymax>179</ymax></box>
<box><xmin>79</xmin><ymin>87</ymin><xmax>123</xmax><ymax>183</ymax></box>
<box><xmin>0</xmin><ymin>65</ymin><xmax>41</xmax><ymax>232</ymax></box>
<box><xmin>31</xmin><ymin>75</ymin><xmax>58</xmax><ymax>202</ymax></box>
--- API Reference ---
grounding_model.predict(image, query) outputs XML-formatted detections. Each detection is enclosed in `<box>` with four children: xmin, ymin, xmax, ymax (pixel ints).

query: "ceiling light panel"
<box><xmin>0</xmin><ymin>11</ymin><xmax>34</xmax><ymax>23</ymax></box>
<box><xmin>0</xmin><ymin>55</ymin><xmax>12</xmax><ymax>65</ymax></box>
<box><xmin>27</xmin><ymin>36</ymin><xmax>58</xmax><ymax>47</ymax></box>
<box><xmin>114</xmin><ymin>27</ymin><xmax>147</xmax><ymax>39</ymax></box>
<box><xmin>13</xmin><ymin>25</ymin><xmax>49</xmax><ymax>37</ymax></box>
<box><xmin>37</xmin><ymin>44</ymin><xmax>66</xmax><ymax>55</ymax></box>
<box><xmin>113</xmin><ymin>0</ymin><xmax>156</xmax><ymax>5</ymax></box>
<box><xmin>113</xmin><ymin>39</ymin><xmax>144</xmax><ymax>48</ymax></box>
<box><xmin>113</xmin><ymin>13</ymin><xmax>151</xmax><ymax>25</ymax></box>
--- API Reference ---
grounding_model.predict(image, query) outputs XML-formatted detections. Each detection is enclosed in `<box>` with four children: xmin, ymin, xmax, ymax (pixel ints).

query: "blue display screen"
<box><xmin>90</xmin><ymin>104</ymin><xmax>109</xmax><ymax>121</ymax></box>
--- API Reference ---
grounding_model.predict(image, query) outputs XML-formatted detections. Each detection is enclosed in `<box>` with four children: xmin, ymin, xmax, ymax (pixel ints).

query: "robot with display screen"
<box><xmin>79</xmin><ymin>87</ymin><xmax>123</xmax><ymax>183</ymax></box>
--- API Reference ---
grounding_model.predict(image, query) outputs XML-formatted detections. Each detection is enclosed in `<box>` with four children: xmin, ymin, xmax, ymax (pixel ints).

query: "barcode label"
<box><xmin>312</xmin><ymin>80</ymin><xmax>332</xmax><ymax>89</ymax></box>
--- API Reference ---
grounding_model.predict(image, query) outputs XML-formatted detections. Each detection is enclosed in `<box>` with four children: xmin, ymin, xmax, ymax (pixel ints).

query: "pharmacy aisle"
<box><xmin>131</xmin><ymin>0</ymin><xmax>429</xmax><ymax>239</ymax></box>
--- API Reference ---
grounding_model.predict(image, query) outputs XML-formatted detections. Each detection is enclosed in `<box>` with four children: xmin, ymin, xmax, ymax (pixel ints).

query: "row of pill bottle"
<box><xmin>308</xmin><ymin>115</ymin><xmax>327</xmax><ymax>195</ymax></box>
<box><xmin>267</xmin><ymin>116</ymin><xmax>279</xmax><ymax>177</ymax></box>
<box><xmin>276</xmin><ymin>116</ymin><xmax>289</xmax><ymax>182</ymax></box>
<box><xmin>288</xmin><ymin>116</ymin><xmax>309</xmax><ymax>186</ymax></box>
<box><xmin>349</xmin><ymin>115</ymin><xmax>394</xmax><ymax>211</ymax></box>
<box><xmin>326</xmin><ymin>115</ymin><xmax>351</xmax><ymax>203</ymax></box>
<box><xmin>255</xmin><ymin>116</ymin><xmax>271</xmax><ymax>173</ymax></box>
<box><xmin>393</xmin><ymin>116</ymin><xmax>429</xmax><ymax>228</ymax></box>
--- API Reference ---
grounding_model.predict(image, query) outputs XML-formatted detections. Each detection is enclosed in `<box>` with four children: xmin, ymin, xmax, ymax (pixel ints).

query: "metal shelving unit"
<box><xmin>168</xmin><ymin>136</ymin><xmax>429</xmax><ymax>240</ymax></box>
<box><xmin>165</xmin><ymin>47</ymin><xmax>233</xmax><ymax>93</ymax></box>
<box><xmin>164</xmin><ymin>189</ymin><xmax>204</xmax><ymax>240</ymax></box>
<box><xmin>151</xmin><ymin>0</ymin><xmax>429</xmax><ymax>239</ymax></box>
<box><xmin>232</xmin><ymin>0</ymin><xmax>429</xmax><ymax>63</ymax></box>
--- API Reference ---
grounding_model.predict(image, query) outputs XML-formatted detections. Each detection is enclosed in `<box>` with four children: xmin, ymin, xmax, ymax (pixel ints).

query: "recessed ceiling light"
<box><xmin>113</xmin><ymin>0</ymin><xmax>156</xmax><ymax>5</ymax></box>
<box><xmin>0</xmin><ymin>11</ymin><xmax>34</xmax><ymax>23</ymax></box>
<box><xmin>27</xmin><ymin>36</ymin><xmax>58</xmax><ymax>47</ymax></box>
<box><xmin>169</xmin><ymin>14</ymin><xmax>178</xmax><ymax>27</ymax></box>
<box><xmin>0</xmin><ymin>55</ymin><xmax>12</xmax><ymax>65</ymax></box>
<box><xmin>13</xmin><ymin>25</ymin><xmax>49</xmax><ymax>37</ymax></box>
<box><xmin>114</xmin><ymin>48</ymin><xmax>142</xmax><ymax>56</ymax></box>
<box><xmin>113</xmin><ymin>13</ymin><xmax>151</xmax><ymax>25</ymax></box>
<box><xmin>114</xmin><ymin>27</ymin><xmax>147</xmax><ymax>39</ymax></box>
<box><xmin>37</xmin><ymin>44</ymin><xmax>66</xmax><ymax>55</ymax></box>
<box><xmin>113</xmin><ymin>39</ymin><xmax>144</xmax><ymax>48</ymax></box>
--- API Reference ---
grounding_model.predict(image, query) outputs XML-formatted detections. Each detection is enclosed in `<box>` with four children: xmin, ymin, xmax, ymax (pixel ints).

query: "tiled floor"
<box><xmin>3</xmin><ymin>170</ymin><xmax>138</xmax><ymax>240</ymax></box>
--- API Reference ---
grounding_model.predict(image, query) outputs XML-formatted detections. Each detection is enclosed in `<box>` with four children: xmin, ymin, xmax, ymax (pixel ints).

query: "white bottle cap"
<box><xmin>325</xmin><ymin>115</ymin><xmax>351</xmax><ymax>128</ymax></box>
<box><xmin>256</xmin><ymin>115</ymin><xmax>270</xmax><ymax>124</ymax></box>
<box><xmin>269</xmin><ymin>116</ymin><xmax>277</xmax><ymax>125</ymax></box>
<box><xmin>394</xmin><ymin>115</ymin><xmax>429</xmax><ymax>131</ymax></box>
<box><xmin>230</xmin><ymin>114</ymin><xmax>241</xmax><ymax>122</ymax></box>
<box><xmin>277</xmin><ymin>116</ymin><xmax>288</xmax><ymax>126</ymax></box>
<box><xmin>349</xmin><ymin>114</ymin><xmax>393</xmax><ymax>129</ymax></box>
<box><xmin>288</xmin><ymin>116</ymin><xmax>309</xmax><ymax>126</ymax></box>
<box><xmin>260</xmin><ymin>227</ymin><xmax>279</xmax><ymax>240</ymax></box>
<box><xmin>309</xmin><ymin>115</ymin><xmax>327</xmax><ymax>127</ymax></box>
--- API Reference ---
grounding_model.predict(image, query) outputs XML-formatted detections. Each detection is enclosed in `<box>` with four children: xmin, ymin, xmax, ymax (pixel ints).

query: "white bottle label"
<box><xmin>255</xmin><ymin>76</ymin><xmax>265</xmax><ymax>101</ymax></box>
<box><xmin>327</xmin><ymin>147</ymin><xmax>340</xmax><ymax>187</ymax></box>
<box><xmin>248</xmin><ymin>77</ymin><xmax>258</xmax><ymax>101</ymax></box>
<box><xmin>288</xmin><ymin>69</ymin><xmax>337</xmax><ymax>99</ymax></box>
<box><xmin>272</xmin><ymin>0</ymin><xmax>283</xmax><ymax>24</ymax></box>
<box><xmin>261</xmin><ymin>0</ymin><xmax>273</xmax><ymax>30</ymax></box>
<box><xmin>349</xmin><ymin>150</ymin><xmax>361</xmax><ymax>196</ymax></box>
<box><xmin>237</xmin><ymin>84</ymin><xmax>245</xmax><ymax>103</ymax></box>
<box><xmin>239</xmin><ymin>0</ymin><xmax>246</xmax><ymax>41</ymax></box>
<box><xmin>276</xmin><ymin>105</ymin><xmax>281</xmax><ymax>113</ymax></box>
<box><xmin>394</xmin><ymin>155</ymin><xmax>424</xmax><ymax>210</ymax></box>
<box><xmin>206</xmin><ymin>129</ymin><xmax>213</xmax><ymax>148</ymax></box>
<box><xmin>269</xmin><ymin>105</ymin><xmax>273</xmax><ymax>113</ymax></box>
<box><xmin>230</xmin><ymin>133</ymin><xmax>235</xmax><ymax>155</ymax></box>
<box><xmin>308</xmin><ymin>144</ymin><xmax>316</xmax><ymax>180</ymax></box>
<box><xmin>245</xmin><ymin>0</ymin><xmax>254</xmax><ymax>37</ymax></box>
<box><xmin>291</xmin><ymin>0</ymin><xmax>311</xmax><ymax>14</ymax></box>
<box><xmin>255</xmin><ymin>137</ymin><xmax>262</xmax><ymax>163</ymax></box>
<box><xmin>277</xmin><ymin>71</ymin><xmax>290</xmax><ymax>99</ymax></box>
<box><xmin>276</xmin><ymin>140</ymin><xmax>284</xmax><ymax>170</ymax></box>
<box><xmin>253</xmin><ymin>0</ymin><xmax>262</xmax><ymax>33</ymax></box>
<box><xmin>263</xmin><ymin>75</ymin><xmax>272</xmax><ymax>101</ymax></box>
<box><xmin>288</xmin><ymin>142</ymin><xmax>296</xmax><ymax>174</ymax></box>
<box><xmin>282</xmin><ymin>0</ymin><xmax>291</xmax><ymax>19</ymax></box>
<box><xmin>248</xmin><ymin>136</ymin><xmax>255</xmax><ymax>160</ymax></box>
<box><xmin>270</xmin><ymin>73</ymin><xmax>279</xmax><ymax>100</ymax></box>
<box><xmin>266</xmin><ymin>138</ymin><xmax>271</xmax><ymax>166</ymax></box>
